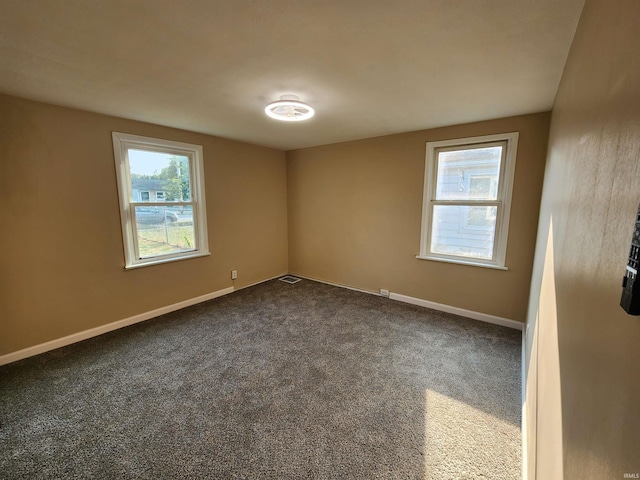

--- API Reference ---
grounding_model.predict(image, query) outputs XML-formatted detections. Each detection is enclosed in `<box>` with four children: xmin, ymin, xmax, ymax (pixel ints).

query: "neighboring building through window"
<box><xmin>112</xmin><ymin>132</ymin><xmax>209</xmax><ymax>268</ymax></box>
<box><xmin>418</xmin><ymin>132</ymin><xmax>519</xmax><ymax>269</ymax></box>
<box><xmin>131</xmin><ymin>179</ymin><xmax>167</xmax><ymax>202</ymax></box>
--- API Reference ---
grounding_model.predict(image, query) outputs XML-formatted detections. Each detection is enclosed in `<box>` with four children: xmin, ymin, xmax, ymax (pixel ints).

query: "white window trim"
<box><xmin>417</xmin><ymin>132</ymin><xmax>519</xmax><ymax>269</ymax></box>
<box><xmin>112</xmin><ymin>132</ymin><xmax>210</xmax><ymax>269</ymax></box>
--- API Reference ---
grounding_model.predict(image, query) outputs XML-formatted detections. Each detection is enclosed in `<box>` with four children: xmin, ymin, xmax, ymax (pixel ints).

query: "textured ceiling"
<box><xmin>0</xmin><ymin>0</ymin><xmax>584</xmax><ymax>150</ymax></box>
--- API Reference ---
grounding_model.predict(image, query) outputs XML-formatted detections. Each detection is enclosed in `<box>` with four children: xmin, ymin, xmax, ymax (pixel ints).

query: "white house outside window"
<box><xmin>112</xmin><ymin>132</ymin><xmax>209</xmax><ymax>268</ymax></box>
<box><xmin>418</xmin><ymin>132</ymin><xmax>519</xmax><ymax>269</ymax></box>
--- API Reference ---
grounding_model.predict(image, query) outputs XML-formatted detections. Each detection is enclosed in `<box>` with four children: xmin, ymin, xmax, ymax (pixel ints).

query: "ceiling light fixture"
<box><xmin>265</xmin><ymin>94</ymin><xmax>315</xmax><ymax>122</ymax></box>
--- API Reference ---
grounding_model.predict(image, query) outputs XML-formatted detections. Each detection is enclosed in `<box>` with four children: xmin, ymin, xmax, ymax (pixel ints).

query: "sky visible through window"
<box><xmin>129</xmin><ymin>149</ymin><xmax>174</xmax><ymax>176</ymax></box>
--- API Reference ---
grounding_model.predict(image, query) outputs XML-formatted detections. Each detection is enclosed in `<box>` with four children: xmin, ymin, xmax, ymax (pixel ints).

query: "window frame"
<box><xmin>112</xmin><ymin>132</ymin><xmax>210</xmax><ymax>269</ymax></box>
<box><xmin>417</xmin><ymin>132</ymin><xmax>519</xmax><ymax>270</ymax></box>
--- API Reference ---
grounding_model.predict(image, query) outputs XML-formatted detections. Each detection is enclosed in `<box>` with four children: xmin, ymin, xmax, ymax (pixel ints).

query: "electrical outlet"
<box><xmin>231</xmin><ymin>270</ymin><xmax>238</xmax><ymax>280</ymax></box>
<box><xmin>380</xmin><ymin>288</ymin><xmax>390</xmax><ymax>297</ymax></box>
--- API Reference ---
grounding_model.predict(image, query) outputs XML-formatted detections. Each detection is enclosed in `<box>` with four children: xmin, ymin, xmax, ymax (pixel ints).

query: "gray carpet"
<box><xmin>0</xmin><ymin>279</ymin><xmax>521</xmax><ymax>479</ymax></box>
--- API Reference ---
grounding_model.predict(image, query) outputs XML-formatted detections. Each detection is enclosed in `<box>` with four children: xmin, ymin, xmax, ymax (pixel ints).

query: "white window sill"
<box><xmin>125</xmin><ymin>251</ymin><xmax>211</xmax><ymax>270</ymax></box>
<box><xmin>415</xmin><ymin>255</ymin><xmax>508</xmax><ymax>270</ymax></box>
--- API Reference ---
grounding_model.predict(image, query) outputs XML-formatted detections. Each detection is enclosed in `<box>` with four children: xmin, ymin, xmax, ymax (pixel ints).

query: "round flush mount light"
<box><xmin>265</xmin><ymin>94</ymin><xmax>315</xmax><ymax>122</ymax></box>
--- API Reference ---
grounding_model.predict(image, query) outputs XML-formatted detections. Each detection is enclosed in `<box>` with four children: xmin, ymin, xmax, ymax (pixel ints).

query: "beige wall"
<box><xmin>526</xmin><ymin>0</ymin><xmax>640</xmax><ymax>478</ymax></box>
<box><xmin>287</xmin><ymin>113</ymin><xmax>550</xmax><ymax>322</ymax></box>
<box><xmin>0</xmin><ymin>95</ymin><xmax>288</xmax><ymax>356</ymax></box>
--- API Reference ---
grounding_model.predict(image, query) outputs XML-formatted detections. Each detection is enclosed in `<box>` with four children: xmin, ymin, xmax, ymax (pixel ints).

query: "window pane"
<box><xmin>435</xmin><ymin>146</ymin><xmax>502</xmax><ymax>200</ymax></box>
<box><xmin>430</xmin><ymin>205</ymin><xmax>497</xmax><ymax>260</ymax></box>
<box><xmin>134</xmin><ymin>205</ymin><xmax>195</xmax><ymax>259</ymax></box>
<box><xmin>128</xmin><ymin>149</ymin><xmax>191</xmax><ymax>202</ymax></box>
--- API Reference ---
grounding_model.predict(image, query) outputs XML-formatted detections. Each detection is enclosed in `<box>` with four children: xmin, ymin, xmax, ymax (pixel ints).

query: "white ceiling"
<box><xmin>0</xmin><ymin>0</ymin><xmax>584</xmax><ymax>151</ymax></box>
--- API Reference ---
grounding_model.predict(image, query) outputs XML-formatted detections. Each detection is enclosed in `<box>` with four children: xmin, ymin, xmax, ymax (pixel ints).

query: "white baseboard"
<box><xmin>389</xmin><ymin>292</ymin><xmax>524</xmax><ymax>330</ymax></box>
<box><xmin>0</xmin><ymin>286</ymin><xmax>235</xmax><ymax>366</ymax></box>
<box><xmin>235</xmin><ymin>273</ymin><xmax>289</xmax><ymax>291</ymax></box>
<box><xmin>289</xmin><ymin>273</ymin><xmax>383</xmax><ymax>296</ymax></box>
<box><xmin>1</xmin><ymin>276</ymin><xmax>523</xmax><ymax>366</ymax></box>
<box><xmin>521</xmin><ymin>329</ymin><xmax>528</xmax><ymax>480</ymax></box>
<box><xmin>286</xmin><ymin>274</ymin><xmax>522</xmax><ymax>330</ymax></box>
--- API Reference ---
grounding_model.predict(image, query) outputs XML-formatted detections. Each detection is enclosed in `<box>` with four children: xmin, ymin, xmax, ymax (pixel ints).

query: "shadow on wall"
<box><xmin>527</xmin><ymin>206</ymin><xmax>640</xmax><ymax>478</ymax></box>
<box><xmin>525</xmin><ymin>218</ymin><xmax>564</xmax><ymax>479</ymax></box>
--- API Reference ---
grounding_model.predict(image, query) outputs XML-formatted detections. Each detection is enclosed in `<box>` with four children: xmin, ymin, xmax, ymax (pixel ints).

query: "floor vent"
<box><xmin>279</xmin><ymin>275</ymin><xmax>302</xmax><ymax>284</ymax></box>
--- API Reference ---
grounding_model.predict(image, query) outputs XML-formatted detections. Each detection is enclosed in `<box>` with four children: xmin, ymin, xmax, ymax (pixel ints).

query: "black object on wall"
<box><xmin>621</xmin><ymin>203</ymin><xmax>640</xmax><ymax>315</ymax></box>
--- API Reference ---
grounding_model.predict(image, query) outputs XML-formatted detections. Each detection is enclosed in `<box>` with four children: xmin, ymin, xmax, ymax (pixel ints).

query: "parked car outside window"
<box><xmin>135</xmin><ymin>207</ymin><xmax>179</xmax><ymax>224</ymax></box>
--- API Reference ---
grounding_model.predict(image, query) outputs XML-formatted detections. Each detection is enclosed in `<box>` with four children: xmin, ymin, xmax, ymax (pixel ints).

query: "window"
<box><xmin>112</xmin><ymin>132</ymin><xmax>209</xmax><ymax>268</ymax></box>
<box><xmin>418</xmin><ymin>132</ymin><xmax>518</xmax><ymax>269</ymax></box>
